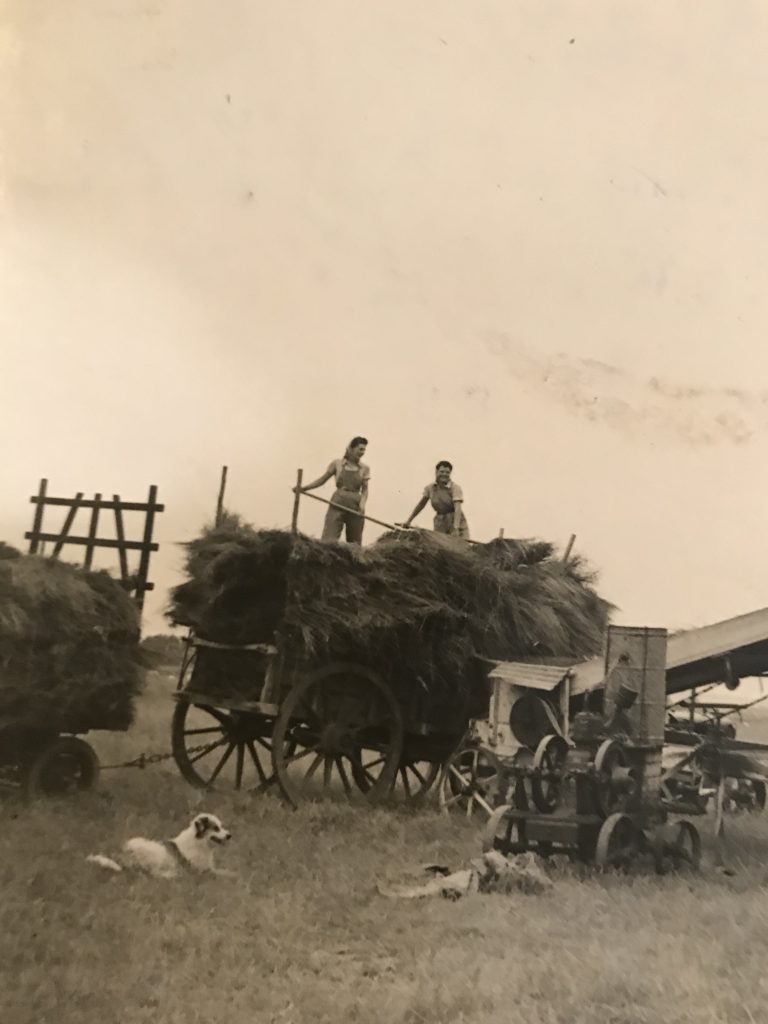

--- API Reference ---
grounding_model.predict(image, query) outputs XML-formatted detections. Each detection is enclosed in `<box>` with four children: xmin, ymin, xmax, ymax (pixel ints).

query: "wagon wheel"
<box><xmin>594</xmin><ymin>739</ymin><xmax>638</xmax><ymax>817</ymax></box>
<box><xmin>530</xmin><ymin>735</ymin><xmax>569</xmax><ymax>814</ymax></box>
<box><xmin>352</xmin><ymin>754</ymin><xmax>441</xmax><ymax>804</ymax></box>
<box><xmin>271</xmin><ymin>663</ymin><xmax>403</xmax><ymax>809</ymax></box>
<box><xmin>22</xmin><ymin>736</ymin><xmax>100</xmax><ymax>802</ymax></box>
<box><xmin>594</xmin><ymin>812</ymin><xmax>638</xmax><ymax>870</ymax></box>
<box><xmin>652</xmin><ymin>821</ymin><xmax>701</xmax><ymax>875</ymax></box>
<box><xmin>438</xmin><ymin>744</ymin><xmax>502</xmax><ymax>819</ymax></box>
<box><xmin>171</xmin><ymin>699</ymin><xmax>276</xmax><ymax>792</ymax></box>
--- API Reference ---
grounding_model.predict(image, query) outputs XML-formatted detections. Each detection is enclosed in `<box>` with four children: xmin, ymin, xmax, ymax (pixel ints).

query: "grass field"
<box><xmin>3</xmin><ymin>669</ymin><xmax>768</xmax><ymax>1024</ymax></box>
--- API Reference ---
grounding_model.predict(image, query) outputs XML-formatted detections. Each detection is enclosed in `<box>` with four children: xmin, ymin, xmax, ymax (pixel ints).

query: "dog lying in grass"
<box><xmin>87</xmin><ymin>813</ymin><xmax>233</xmax><ymax>879</ymax></box>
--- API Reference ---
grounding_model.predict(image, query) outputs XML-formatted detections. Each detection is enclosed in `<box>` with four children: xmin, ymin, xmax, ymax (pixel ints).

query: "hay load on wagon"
<box><xmin>168</xmin><ymin>514</ymin><xmax>612</xmax><ymax>729</ymax></box>
<box><xmin>0</xmin><ymin>547</ymin><xmax>144</xmax><ymax>731</ymax></box>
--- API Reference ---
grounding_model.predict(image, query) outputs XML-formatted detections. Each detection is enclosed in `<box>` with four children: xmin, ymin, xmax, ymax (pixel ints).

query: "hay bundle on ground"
<box><xmin>169</xmin><ymin>515</ymin><xmax>612</xmax><ymax>730</ymax></box>
<box><xmin>0</xmin><ymin>553</ymin><xmax>144</xmax><ymax>731</ymax></box>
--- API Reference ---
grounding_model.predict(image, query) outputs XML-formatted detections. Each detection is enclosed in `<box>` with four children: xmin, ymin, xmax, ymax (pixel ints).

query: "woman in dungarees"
<box><xmin>402</xmin><ymin>460</ymin><xmax>470</xmax><ymax>539</ymax></box>
<box><xmin>297</xmin><ymin>437</ymin><xmax>370</xmax><ymax>545</ymax></box>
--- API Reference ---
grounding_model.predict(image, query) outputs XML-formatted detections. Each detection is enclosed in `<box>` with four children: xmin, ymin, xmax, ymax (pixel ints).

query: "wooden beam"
<box><xmin>291</xmin><ymin>468</ymin><xmax>303</xmax><ymax>534</ymax></box>
<box><xmin>215</xmin><ymin>466</ymin><xmax>228</xmax><ymax>527</ymax></box>
<box><xmin>28</xmin><ymin>478</ymin><xmax>47</xmax><ymax>554</ymax></box>
<box><xmin>29</xmin><ymin>495</ymin><xmax>164</xmax><ymax>512</ymax></box>
<box><xmin>134</xmin><ymin>484</ymin><xmax>159</xmax><ymax>613</ymax></box>
<box><xmin>24</xmin><ymin>533</ymin><xmax>159</xmax><ymax>552</ymax></box>
<box><xmin>83</xmin><ymin>493</ymin><xmax>102</xmax><ymax>570</ymax></box>
<box><xmin>52</xmin><ymin>493</ymin><xmax>84</xmax><ymax>557</ymax></box>
<box><xmin>113</xmin><ymin>494</ymin><xmax>130</xmax><ymax>581</ymax></box>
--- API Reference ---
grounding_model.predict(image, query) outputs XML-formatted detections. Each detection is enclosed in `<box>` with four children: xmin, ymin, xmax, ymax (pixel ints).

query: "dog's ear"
<box><xmin>194</xmin><ymin>816</ymin><xmax>209</xmax><ymax>839</ymax></box>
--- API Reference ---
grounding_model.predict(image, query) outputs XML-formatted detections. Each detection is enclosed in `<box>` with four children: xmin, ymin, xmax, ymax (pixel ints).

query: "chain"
<box><xmin>100</xmin><ymin>742</ymin><xmax>219</xmax><ymax>771</ymax></box>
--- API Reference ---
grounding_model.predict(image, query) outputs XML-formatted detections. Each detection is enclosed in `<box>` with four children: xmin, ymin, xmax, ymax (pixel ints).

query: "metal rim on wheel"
<box><xmin>271</xmin><ymin>663</ymin><xmax>404</xmax><ymax>809</ymax></box>
<box><xmin>22</xmin><ymin>736</ymin><xmax>100</xmax><ymax>802</ymax></box>
<box><xmin>438</xmin><ymin>744</ymin><xmax>502</xmax><ymax>819</ymax></box>
<box><xmin>653</xmin><ymin>820</ymin><xmax>702</xmax><ymax>874</ymax></box>
<box><xmin>594</xmin><ymin>739</ymin><xmax>637</xmax><ymax>817</ymax></box>
<box><xmin>594</xmin><ymin>812</ymin><xmax>638</xmax><ymax>870</ymax></box>
<box><xmin>171</xmin><ymin>699</ymin><xmax>275</xmax><ymax>792</ymax></box>
<box><xmin>530</xmin><ymin>735</ymin><xmax>569</xmax><ymax>814</ymax></box>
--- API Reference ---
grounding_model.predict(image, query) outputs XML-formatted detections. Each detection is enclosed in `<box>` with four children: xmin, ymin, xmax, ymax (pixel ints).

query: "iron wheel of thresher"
<box><xmin>652</xmin><ymin>820</ymin><xmax>702</xmax><ymax>875</ymax></box>
<box><xmin>594</xmin><ymin>812</ymin><xmax>639</xmax><ymax>870</ymax></box>
<box><xmin>530</xmin><ymin>734</ymin><xmax>570</xmax><ymax>814</ymax></box>
<box><xmin>438</xmin><ymin>744</ymin><xmax>503</xmax><ymax>819</ymax></box>
<box><xmin>271</xmin><ymin>663</ymin><xmax>403</xmax><ymax>809</ymax></box>
<box><xmin>171</xmin><ymin>698</ymin><xmax>276</xmax><ymax>792</ymax></box>
<box><xmin>22</xmin><ymin>736</ymin><xmax>100</xmax><ymax>802</ymax></box>
<box><xmin>594</xmin><ymin>739</ymin><xmax>638</xmax><ymax>817</ymax></box>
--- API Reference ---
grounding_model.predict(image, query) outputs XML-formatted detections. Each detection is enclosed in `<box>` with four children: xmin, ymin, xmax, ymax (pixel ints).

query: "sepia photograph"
<box><xmin>3</xmin><ymin>3</ymin><xmax>768</xmax><ymax>1022</ymax></box>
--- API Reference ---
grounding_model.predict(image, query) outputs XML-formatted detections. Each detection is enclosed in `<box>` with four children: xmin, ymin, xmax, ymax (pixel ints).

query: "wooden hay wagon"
<box><xmin>168</xmin><ymin>513</ymin><xmax>610</xmax><ymax>809</ymax></box>
<box><xmin>0</xmin><ymin>480</ymin><xmax>161</xmax><ymax>801</ymax></box>
<box><xmin>171</xmin><ymin>635</ymin><xmax>485</xmax><ymax>808</ymax></box>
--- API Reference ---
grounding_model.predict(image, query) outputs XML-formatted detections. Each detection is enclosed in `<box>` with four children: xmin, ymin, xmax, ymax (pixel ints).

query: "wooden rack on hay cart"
<box><xmin>0</xmin><ymin>479</ymin><xmax>162</xmax><ymax>801</ymax></box>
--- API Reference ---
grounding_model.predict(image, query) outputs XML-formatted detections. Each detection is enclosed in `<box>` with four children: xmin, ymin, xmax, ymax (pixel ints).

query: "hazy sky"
<box><xmin>3</xmin><ymin>1</ymin><xmax>768</xmax><ymax>638</ymax></box>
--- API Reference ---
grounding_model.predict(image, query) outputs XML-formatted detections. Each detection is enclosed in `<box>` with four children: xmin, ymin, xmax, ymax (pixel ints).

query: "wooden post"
<box><xmin>135</xmin><ymin>485</ymin><xmax>159</xmax><ymax>614</ymax></box>
<box><xmin>562</xmin><ymin>534</ymin><xmax>576</xmax><ymax>563</ymax></box>
<box><xmin>28</xmin><ymin>478</ymin><xmax>48</xmax><ymax>553</ymax></box>
<box><xmin>215</xmin><ymin>466</ymin><xmax>228</xmax><ymax>527</ymax></box>
<box><xmin>52</xmin><ymin>493</ymin><xmax>84</xmax><ymax>557</ymax></box>
<box><xmin>498</xmin><ymin>528</ymin><xmax>505</xmax><ymax>539</ymax></box>
<box><xmin>83</xmin><ymin>493</ymin><xmax>102</xmax><ymax>570</ymax></box>
<box><xmin>113</xmin><ymin>494</ymin><xmax>130</xmax><ymax>582</ymax></box>
<box><xmin>291</xmin><ymin>469</ymin><xmax>303</xmax><ymax>534</ymax></box>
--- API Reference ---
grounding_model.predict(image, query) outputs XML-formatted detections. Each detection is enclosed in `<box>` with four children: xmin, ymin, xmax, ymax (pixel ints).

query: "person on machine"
<box><xmin>402</xmin><ymin>460</ymin><xmax>470</xmax><ymax>539</ymax></box>
<box><xmin>295</xmin><ymin>436</ymin><xmax>370</xmax><ymax>545</ymax></box>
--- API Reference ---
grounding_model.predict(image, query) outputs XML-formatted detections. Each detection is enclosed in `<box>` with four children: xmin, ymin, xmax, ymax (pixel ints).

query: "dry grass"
<box><xmin>3</xmin><ymin>669</ymin><xmax>768</xmax><ymax>1024</ymax></box>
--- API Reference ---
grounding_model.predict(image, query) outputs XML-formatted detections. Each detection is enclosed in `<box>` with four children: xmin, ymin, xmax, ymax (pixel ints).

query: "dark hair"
<box><xmin>435</xmin><ymin>460</ymin><xmax>453</xmax><ymax>472</ymax></box>
<box><xmin>348</xmin><ymin>436</ymin><xmax>368</xmax><ymax>449</ymax></box>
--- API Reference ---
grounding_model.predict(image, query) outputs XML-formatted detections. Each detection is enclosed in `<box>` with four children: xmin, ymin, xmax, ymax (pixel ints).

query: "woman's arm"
<box><xmin>296</xmin><ymin>463</ymin><xmax>336</xmax><ymax>493</ymax></box>
<box><xmin>451</xmin><ymin>500</ymin><xmax>463</xmax><ymax>535</ymax></box>
<box><xmin>359</xmin><ymin>478</ymin><xmax>369</xmax><ymax>515</ymax></box>
<box><xmin>403</xmin><ymin>495</ymin><xmax>429</xmax><ymax>527</ymax></box>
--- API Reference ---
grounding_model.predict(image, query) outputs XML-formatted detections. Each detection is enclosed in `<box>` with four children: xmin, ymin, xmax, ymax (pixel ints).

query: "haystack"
<box><xmin>169</xmin><ymin>514</ymin><xmax>612</xmax><ymax>731</ymax></box>
<box><xmin>0</xmin><ymin>550</ymin><xmax>144</xmax><ymax>731</ymax></box>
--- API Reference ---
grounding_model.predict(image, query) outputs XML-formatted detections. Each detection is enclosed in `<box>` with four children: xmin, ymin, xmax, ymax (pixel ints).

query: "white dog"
<box><xmin>86</xmin><ymin>813</ymin><xmax>233</xmax><ymax>879</ymax></box>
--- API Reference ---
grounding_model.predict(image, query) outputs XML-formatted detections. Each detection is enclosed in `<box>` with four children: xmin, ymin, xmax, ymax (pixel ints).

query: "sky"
<box><xmin>2</xmin><ymin>0</ymin><xmax>768</xmax><ymax>649</ymax></box>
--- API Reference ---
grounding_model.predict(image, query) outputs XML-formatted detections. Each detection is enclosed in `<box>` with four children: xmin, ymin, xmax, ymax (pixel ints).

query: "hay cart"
<box><xmin>473</xmin><ymin>627</ymin><xmax>703</xmax><ymax>872</ymax></box>
<box><xmin>0</xmin><ymin>480</ymin><xmax>162</xmax><ymax>801</ymax></box>
<box><xmin>171</xmin><ymin>636</ymin><xmax>478</xmax><ymax>807</ymax></box>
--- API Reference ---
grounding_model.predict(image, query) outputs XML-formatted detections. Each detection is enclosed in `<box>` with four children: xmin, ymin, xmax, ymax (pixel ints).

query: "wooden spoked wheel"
<box><xmin>652</xmin><ymin>820</ymin><xmax>701</xmax><ymax>875</ymax></box>
<box><xmin>352</xmin><ymin>754</ymin><xmax>441</xmax><ymax>804</ymax></box>
<box><xmin>530</xmin><ymin>735</ymin><xmax>569</xmax><ymax>814</ymax></box>
<box><xmin>438</xmin><ymin>744</ymin><xmax>502</xmax><ymax>819</ymax></box>
<box><xmin>594</xmin><ymin>812</ymin><xmax>638</xmax><ymax>870</ymax></box>
<box><xmin>22</xmin><ymin>736</ymin><xmax>100</xmax><ymax>802</ymax></box>
<box><xmin>271</xmin><ymin>664</ymin><xmax>403</xmax><ymax>809</ymax></box>
<box><xmin>171</xmin><ymin>699</ymin><xmax>276</xmax><ymax>791</ymax></box>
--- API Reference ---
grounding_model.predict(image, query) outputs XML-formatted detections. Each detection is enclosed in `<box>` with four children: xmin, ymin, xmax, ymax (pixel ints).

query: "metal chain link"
<box><xmin>100</xmin><ymin>742</ymin><xmax>219</xmax><ymax>771</ymax></box>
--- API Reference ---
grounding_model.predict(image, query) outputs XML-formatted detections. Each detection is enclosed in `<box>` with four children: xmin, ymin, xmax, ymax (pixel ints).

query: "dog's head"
<box><xmin>192</xmin><ymin>813</ymin><xmax>232</xmax><ymax>845</ymax></box>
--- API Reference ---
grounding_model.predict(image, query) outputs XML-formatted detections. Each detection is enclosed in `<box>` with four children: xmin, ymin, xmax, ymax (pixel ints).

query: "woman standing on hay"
<box><xmin>296</xmin><ymin>436</ymin><xmax>371</xmax><ymax>545</ymax></box>
<box><xmin>402</xmin><ymin>461</ymin><xmax>470</xmax><ymax>540</ymax></box>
